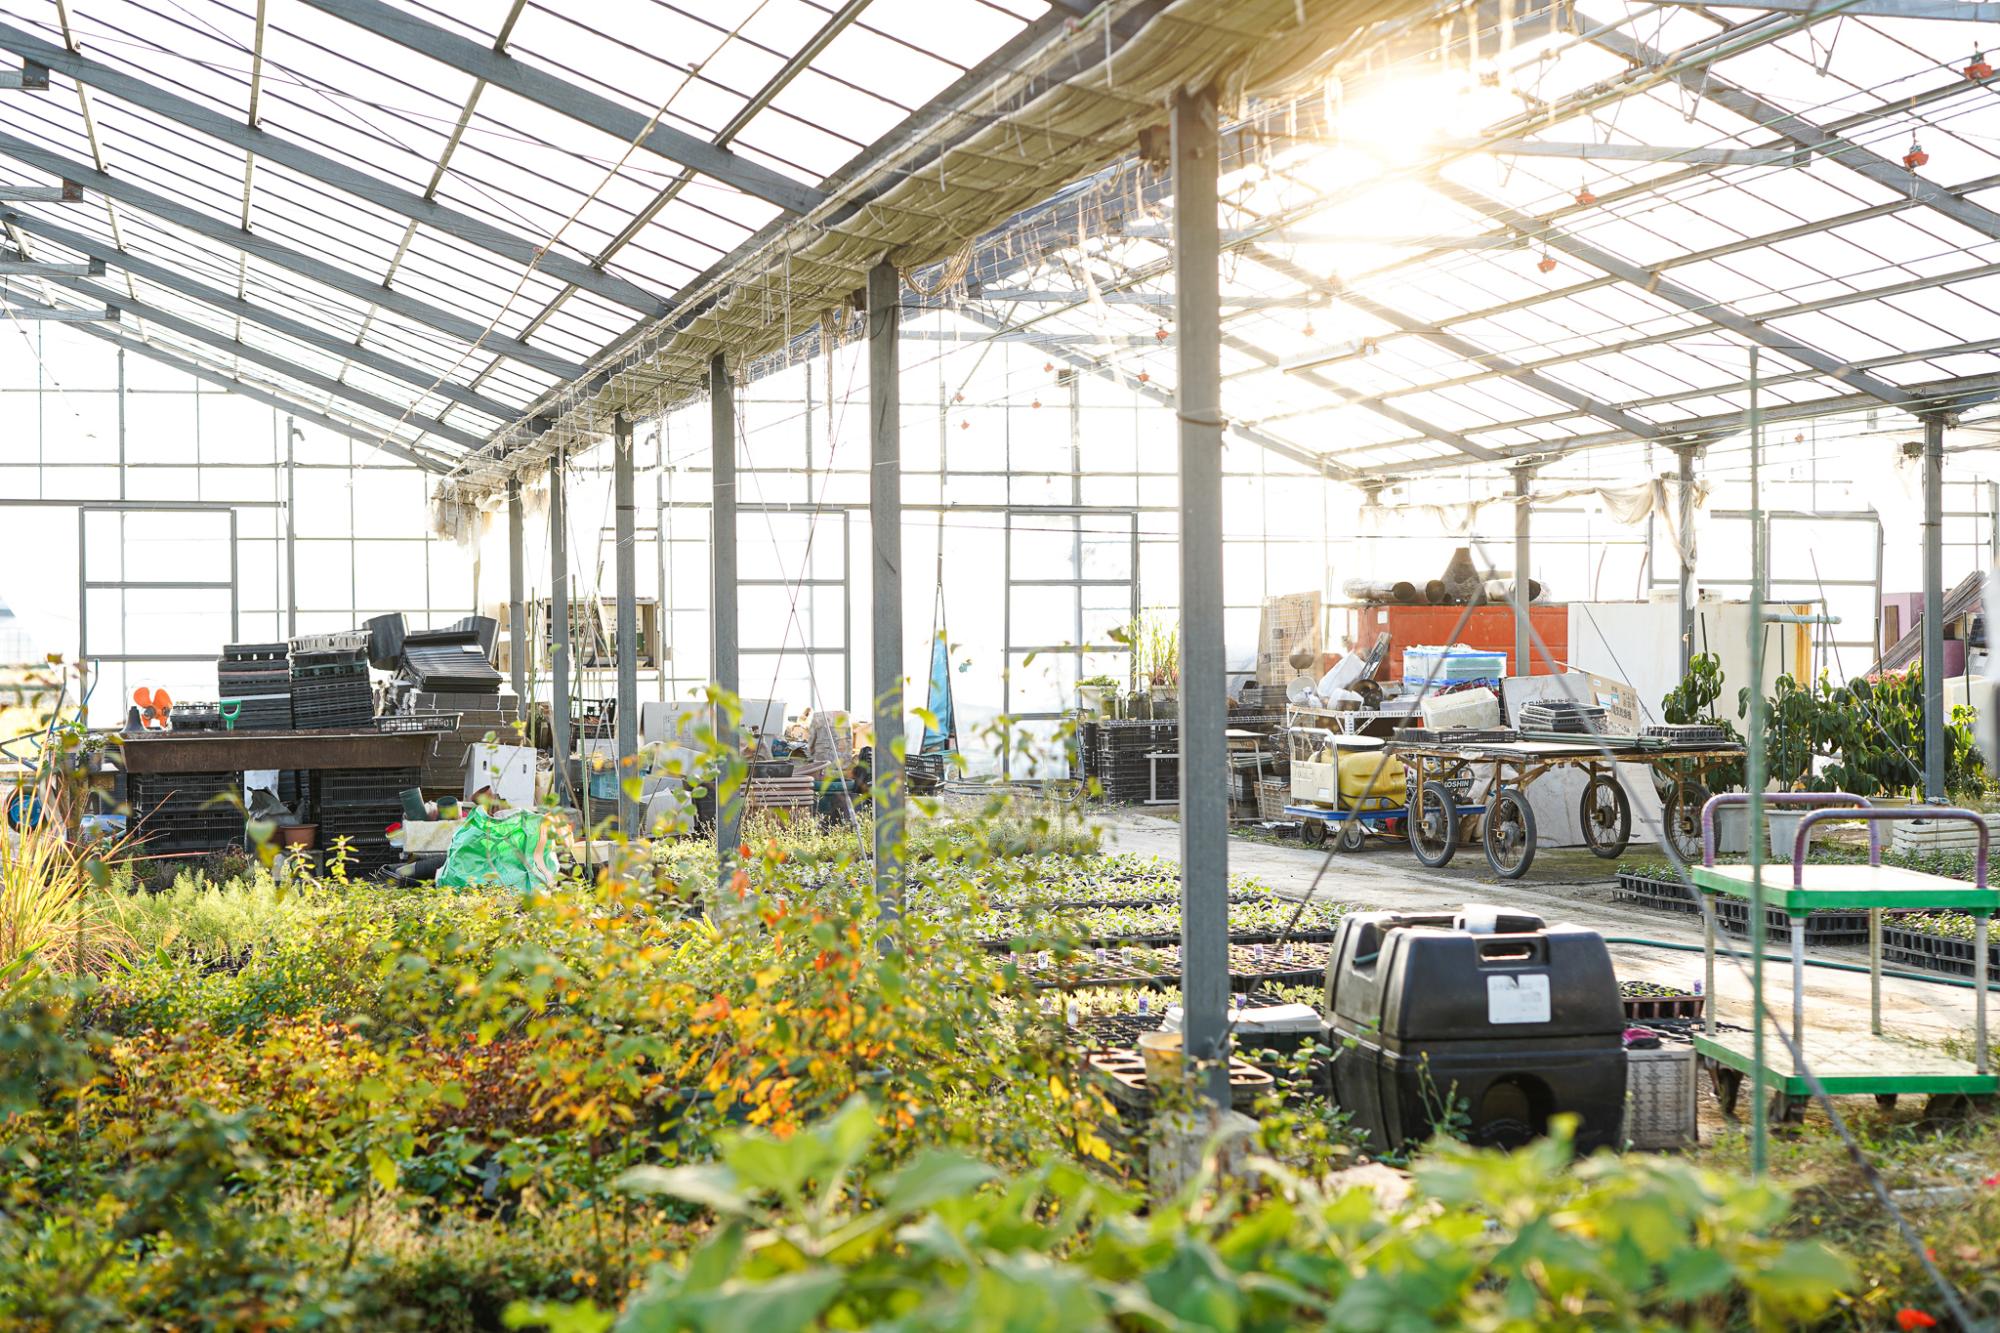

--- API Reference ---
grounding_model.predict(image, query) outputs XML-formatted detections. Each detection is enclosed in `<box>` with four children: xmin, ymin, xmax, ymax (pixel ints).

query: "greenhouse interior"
<box><xmin>4</xmin><ymin>0</ymin><xmax>2000</xmax><ymax>1327</ymax></box>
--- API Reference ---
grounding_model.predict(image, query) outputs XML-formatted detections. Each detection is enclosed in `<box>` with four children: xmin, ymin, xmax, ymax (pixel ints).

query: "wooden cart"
<box><xmin>1692</xmin><ymin>795</ymin><xmax>1995</xmax><ymax>1123</ymax></box>
<box><xmin>1389</xmin><ymin>736</ymin><xmax>1745</xmax><ymax>879</ymax></box>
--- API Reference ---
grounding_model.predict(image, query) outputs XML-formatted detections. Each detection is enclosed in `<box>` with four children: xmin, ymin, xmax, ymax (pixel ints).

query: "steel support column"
<box><xmin>614</xmin><ymin>411</ymin><xmax>640</xmax><ymax>836</ymax></box>
<box><xmin>1514</xmin><ymin>466</ymin><xmax>1532</xmax><ymax>675</ymax></box>
<box><xmin>1677</xmin><ymin>446</ymin><xmax>1697</xmax><ymax>679</ymax></box>
<box><xmin>710</xmin><ymin>354</ymin><xmax>742</xmax><ymax>890</ymax></box>
<box><xmin>1173</xmin><ymin>84</ymin><xmax>1231</xmax><ymax>1112</ymax></box>
<box><xmin>1923</xmin><ymin>414</ymin><xmax>1946</xmax><ymax>803</ymax></box>
<box><xmin>867</xmin><ymin>259</ymin><xmax>906</xmax><ymax>917</ymax></box>
<box><xmin>549</xmin><ymin>454</ymin><xmax>573</xmax><ymax>808</ymax></box>
<box><xmin>507</xmin><ymin>476</ymin><xmax>526</xmax><ymax>705</ymax></box>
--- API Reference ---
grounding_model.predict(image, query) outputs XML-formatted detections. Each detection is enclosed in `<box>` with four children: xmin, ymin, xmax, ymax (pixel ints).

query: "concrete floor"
<box><xmin>1098</xmin><ymin>807</ymin><xmax>1989</xmax><ymax>1056</ymax></box>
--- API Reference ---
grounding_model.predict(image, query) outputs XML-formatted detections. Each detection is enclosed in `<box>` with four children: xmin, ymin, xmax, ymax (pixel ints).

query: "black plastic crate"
<box><xmin>1613</xmin><ymin>872</ymin><xmax>1700</xmax><ymax>915</ymax></box>
<box><xmin>1715</xmin><ymin>899</ymin><xmax>1871</xmax><ymax>947</ymax></box>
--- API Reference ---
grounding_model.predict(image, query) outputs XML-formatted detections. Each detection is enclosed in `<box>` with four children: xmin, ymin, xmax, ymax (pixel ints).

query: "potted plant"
<box><xmin>1077</xmin><ymin>674</ymin><xmax>1120</xmax><ymax>720</ymax></box>
<box><xmin>1128</xmin><ymin>614</ymin><xmax>1180</xmax><ymax>720</ymax></box>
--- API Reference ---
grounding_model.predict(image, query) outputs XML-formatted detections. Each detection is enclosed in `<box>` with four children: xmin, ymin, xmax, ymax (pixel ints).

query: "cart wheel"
<box><xmin>1302</xmin><ymin>817</ymin><xmax>1329</xmax><ymax>849</ymax></box>
<box><xmin>1923</xmin><ymin>1093</ymin><xmax>1976</xmax><ymax>1121</ymax></box>
<box><xmin>1874</xmin><ymin>1093</ymin><xmax>1900</xmax><ymax>1110</ymax></box>
<box><xmin>1708</xmin><ymin>1062</ymin><xmax>1743</xmax><ymax>1117</ymax></box>
<box><xmin>1407</xmin><ymin>781</ymin><xmax>1459</xmax><ymax>869</ymax></box>
<box><xmin>1483</xmin><ymin>787</ymin><xmax>1537</xmax><ymax>879</ymax></box>
<box><xmin>1339</xmin><ymin>817</ymin><xmax>1368</xmax><ymax>852</ymax></box>
<box><xmin>1578</xmin><ymin>773</ymin><xmax>1631</xmax><ymax>859</ymax></box>
<box><xmin>1662</xmin><ymin>782</ymin><xmax>1709</xmax><ymax>863</ymax></box>
<box><xmin>1771</xmin><ymin>1092</ymin><xmax>1808</xmax><ymax>1126</ymax></box>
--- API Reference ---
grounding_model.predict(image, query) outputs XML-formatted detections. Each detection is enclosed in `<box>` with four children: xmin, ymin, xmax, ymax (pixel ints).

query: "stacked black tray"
<box><xmin>1078</xmin><ymin>719</ymin><xmax>1179</xmax><ymax>803</ymax></box>
<box><xmin>218</xmin><ymin>642</ymin><xmax>292</xmax><ymax>731</ymax></box>
<box><xmin>400</xmin><ymin>625</ymin><xmax>503</xmax><ymax>694</ymax></box>
<box><xmin>1516</xmin><ymin>699</ymin><xmax>1608</xmax><ymax>735</ymax></box>
<box><xmin>314</xmin><ymin>766</ymin><xmax>418</xmax><ymax>875</ymax></box>
<box><xmin>1640</xmin><ymin>723</ymin><xmax>1732</xmax><ymax>746</ymax></box>
<box><xmin>290</xmin><ymin>632</ymin><xmax>373</xmax><ymax>729</ymax></box>
<box><xmin>128</xmin><ymin>771</ymin><xmax>243</xmax><ymax>855</ymax></box>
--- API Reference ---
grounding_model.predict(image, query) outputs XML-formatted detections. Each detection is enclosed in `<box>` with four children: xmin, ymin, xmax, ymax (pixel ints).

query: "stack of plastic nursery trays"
<box><xmin>314</xmin><ymin>765</ymin><xmax>420</xmax><ymax>875</ymax></box>
<box><xmin>289</xmin><ymin>631</ymin><xmax>374</xmax><ymax>730</ymax></box>
<box><xmin>128</xmin><ymin>771</ymin><xmax>243</xmax><ymax>855</ymax></box>
<box><xmin>217</xmin><ymin>643</ymin><xmax>293</xmax><ymax>731</ymax></box>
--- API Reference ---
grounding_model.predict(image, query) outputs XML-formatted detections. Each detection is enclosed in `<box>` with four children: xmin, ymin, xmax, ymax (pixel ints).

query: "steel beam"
<box><xmin>295</xmin><ymin>0</ymin><xmax>825</xmax><ymax>216</ymax></box>
<box><xmin>1514</xmin><ymin>466</ymin><xmax>1533</xmax><ymax>675</ymax></box>
<box><xmin>0</xmin><ymin>180</ymin><xmax>80</xmax><ymax>202</ymax></box>
<box><xmin>1435</xmin><ymin>179</ymin><xmax>1917</xmax><ymax>411</ymax></box>
<box><xmin>1251</xmin><ymin>245</ymin><xmax>1668</xmax><ymax>442</ymax></box>
<box><xmin>549</xmin><ymin>453</ymin><xmax>573</xmax><ymax>806</ymax></box>
<box><xmin>0</xmin><ymin>133</ymin><xmax>586</xmax><ymax>379</ymax></box>
<box><xmin>0</xmin><ymin>22</ymin><xmax>666</xmax><ymax>316</ymax></box>
<box><xmin>943</xmin><ymin>301</ymin><xmax>1345</xmax><ymax>474</ymax></box>
<box><xmin>1923</xmin><ymin>414</ymin><xmax>1946</xmax><ymax>802</ymax></box>
<box><xmin>710</xmin><ymin>353</ymin><xmax>742</xmax><ymax>893</ymax></box>
<box><xmin>0</xmin><ymin>255</ymin><xmax>99</xmax><ymax>275</ymax></box>
<box><xmin>508</xmin><ymin>476</ymin><xmax>526</xmax><ymax>704</ymax></box>
<box><xmin>0</xmin><ymin>302</ymin><xmax>114</xmax><ymax>321</ymax></box>
<box><xmin>1454</xmin><ymin>139</ymin><xmax>1799</xmax><ymax>166</ymax></box>
<box><xmin>614</xmin><ymin>411</ymin><xmax>640</xmax><ymax>835</ymax></box>
<box><xmin>1649</xmin><ymin>0</ymin><xmax>2000</xmax><ymax>18</ymax></box>
<box><xmin>63</xmin><ymin>311</ymin><xmax>448</xmax><ymax>470</ymax></box>
<box><xmin>1173</xmin><ymin>84</ymin><xmax>1231</xmax><ymax>1113</ymax></box>
<box><xmin>867</xmin><ymin>259</ymin><xmax>905</xmax><ymax>916</ymax></box>
<box><xmin>1677</xmin><ymin>445</ymin><xmax>1698</xmax><ymax>678</ymax></box>
<box><xmin>1224</xmin><ymin>329</ymin><xmax>1500</xmax><ymax>462</ymax></box>
<box><xmin>7</xmin><ymin>211</ymin><xmax>520</xmax><ymax>423</ymax></box>
<box><xmin>39</xmin><ymin>272</ymin><xmax>489</xmax><ymax>451</ymax></box>
<box><xmin>1595</xmin><ymin>27</ymin><xmax>2000</xmax><ymax>249</ymax></box>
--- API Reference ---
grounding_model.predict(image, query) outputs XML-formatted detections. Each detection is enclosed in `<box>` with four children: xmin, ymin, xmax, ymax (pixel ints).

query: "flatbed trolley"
<box><xmin>1283</xmin><ymin>728</ymin><xmax>1484</xmax><ymax>854</ymax></box>
<box><xmin>1389</xmin><ymin>736</ymin><xmax>1746</xmax><ymax>879</ymax></box>
<box><xmin>1694</xmin><ymin>793</ymin><xmax>1995</xmax><ymax>1122</ymax></box>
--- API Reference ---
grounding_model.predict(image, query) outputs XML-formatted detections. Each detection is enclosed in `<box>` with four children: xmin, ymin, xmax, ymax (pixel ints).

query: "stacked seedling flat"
<box><xmin>1640</xmin><ymin>723</ymin><xmax>1732</xmax><ymax>746</ymax></box>
<box><xmin>1516</xmin><ymin>699</ymin><xmax>1608</xmax><ymax>735</ymax></box>
<box><xmin>1077</xmin><ymin>719</ymin><xmax>1178</xmax><ymax>803</ymax></box>
<box><xmin>128</xmin><ymin>771</ymin><xmax>243</xmax><ymax>855</ymax></box>
<box><xmin>218</xmin><ymin>642</ymin><xmax>293</xmax><ymax>730</ymax></box>
<box><xmin>314</xmin><ymin>765</ymin><xmax>419</xmax><ymax>874</ymax></box>
<box><xmin>290</xmin><ymin>633</ymin><xmax>372</xmax><ymax>729</ymax></box>
<box><xmin>1882</xmin><ymin>911</ymin><xmax>2000</xmax><ymax>976</ymax></box>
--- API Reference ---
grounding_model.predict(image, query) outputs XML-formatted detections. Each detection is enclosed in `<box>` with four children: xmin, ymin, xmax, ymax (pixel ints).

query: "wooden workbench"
<box><xmin>120</xmin><ymin>728</ymin><xmax>435</xmax><ymax>774</ymax></box>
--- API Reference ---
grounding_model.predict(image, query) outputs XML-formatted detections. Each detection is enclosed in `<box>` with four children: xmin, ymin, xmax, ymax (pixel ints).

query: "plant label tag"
<box><xmin>1486</xmin><ymin>974</ymin><xmax>1551</xmax><ymax>1024</ymax></box>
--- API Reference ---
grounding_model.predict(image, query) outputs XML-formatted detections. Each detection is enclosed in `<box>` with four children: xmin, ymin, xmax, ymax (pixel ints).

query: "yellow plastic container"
<box><xmin>1337</xmin><ymin>749</ymin><xmax>1407</xmax><ymax>802</ymax></box>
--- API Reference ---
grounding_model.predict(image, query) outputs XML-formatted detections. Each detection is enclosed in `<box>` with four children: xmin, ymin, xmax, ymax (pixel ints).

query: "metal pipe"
<box><xmin>867</xmin><ymin>259</ymin><xmax>906</xmax><ymax>917</ymax></box>
<box><xmin>548</xmin><ymin>453</ymin><xmax>572</xmax><ymax>808</ymax></box>
<box><xmin>1173</xmin><ymin>84</ymin><xmax>1231</xmax><ymax>1112</ymax></box>
<box><xmin>1514</xmin><ymin>466</ymin><xmax>1532</xmax><ymax>676</ymax></box>
<box><xmin>1746</xmin><ymin>345</ymin><xmax>1768</xmax><ymax>1174</ymax></box>
<box><xmin>507</xmin><ymin>475</ymin><xmax>526</xmax><ymax>706</ymax></box>
<box><xmin>1677</xmin><ymin>444</ymin><xmax>1696</xmax><ymax>678</ymax></box>
<box><xmin>614</xmin><ymin>411</ymin><xmax>639</xmax><ymax>837</ymax></box>
<box><xmin>1922</xmin><ymin>414</ymin><xmax>1946</xmax><ymax>803</ymax></box>
<box><xmin>710</xmin><ymin>353</ymin><xmax>742</xmax><ymax>890</ymax></box>
<box><xmin>283</xmin><ymin>416</ymin><xmax>297</xmax><ymax>638</ymax></box>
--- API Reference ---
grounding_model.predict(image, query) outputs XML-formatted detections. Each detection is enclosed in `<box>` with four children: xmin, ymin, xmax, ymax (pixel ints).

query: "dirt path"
<box><xmin>1097</xmin><ymin>807</ymin><xmax>1987</xmax><ymax>1051</ymax></box>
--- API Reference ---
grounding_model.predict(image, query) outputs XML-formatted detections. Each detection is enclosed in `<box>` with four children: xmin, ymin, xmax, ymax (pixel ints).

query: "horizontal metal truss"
<box><xmin>296</xmin><ymin>0</ymin><xmax>828</xmax><ymax>217</ymax></box>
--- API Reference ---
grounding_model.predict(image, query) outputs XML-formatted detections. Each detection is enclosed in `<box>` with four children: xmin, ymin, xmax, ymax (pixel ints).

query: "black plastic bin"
<box><xmin>1326</xmin><ymin>909</ymin><xmax>1627</xmax><ymax>1154</ymax></box>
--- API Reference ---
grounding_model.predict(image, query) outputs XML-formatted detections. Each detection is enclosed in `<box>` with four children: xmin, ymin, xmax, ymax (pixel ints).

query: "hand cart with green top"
<box><xmin>1694</xmin><ymin>793</ymin><xmax>1995</xmax><ymax>1122</ymax></box>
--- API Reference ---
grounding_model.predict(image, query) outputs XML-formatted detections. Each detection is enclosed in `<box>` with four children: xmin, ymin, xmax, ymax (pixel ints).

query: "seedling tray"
<box><xmin>1613</xmin><ymin>871</ymin><xmax>1700</xmax><ymax>915</ymax></box>
<box><xmin>1715</xmin><ymin>899</ymin><xmax>1872</xmax><ymax>947</ymax></box>
<box><xmin>1619</xmin><ymin>980</ymin><xmax>1706</xmax><ymax>1022</ymax></box>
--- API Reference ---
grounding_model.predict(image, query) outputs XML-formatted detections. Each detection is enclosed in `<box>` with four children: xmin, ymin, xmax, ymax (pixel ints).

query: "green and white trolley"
<box><xmin>1694</xmin><ymin>793</ymin><xmax>1995</xmax><ymax>1122</ymax></box>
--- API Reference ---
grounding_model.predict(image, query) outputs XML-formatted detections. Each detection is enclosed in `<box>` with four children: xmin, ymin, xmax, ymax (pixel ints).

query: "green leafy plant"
<box><xmin>509</xmin><ymin>1099</ymin><xmax>1852</xmax><ymax>1333</ymax></box>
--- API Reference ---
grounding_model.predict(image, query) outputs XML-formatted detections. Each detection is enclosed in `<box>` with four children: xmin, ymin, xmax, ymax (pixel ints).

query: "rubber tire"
<box><xmin>1407</xmin><ymin>781</ymin><xmax>1459</xmax><ymax>869</ymax></box>
<box><xmin>1339</xmin><ymin>817</ymin><xmax>1368</xmax><ymax>852</ymax></box>
<box><xmin>1301</xmin><ymin>817</ymin><xmax>1329</xmax><ymax>849</ymax></box>
<box><xmin>1662</xmin><ymin>783</ymin><xmax>1710</xmax><ymax>863</ymax></box>
<box><xmin>1578</xmin><ymin>773</ymin><xmax>1631</xmax><ymax>859</ymax></box>
<box><xmin>1483</xmin><ymin>787</ymin><xmax>1538</xmax><ymax>879</ymax></box>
